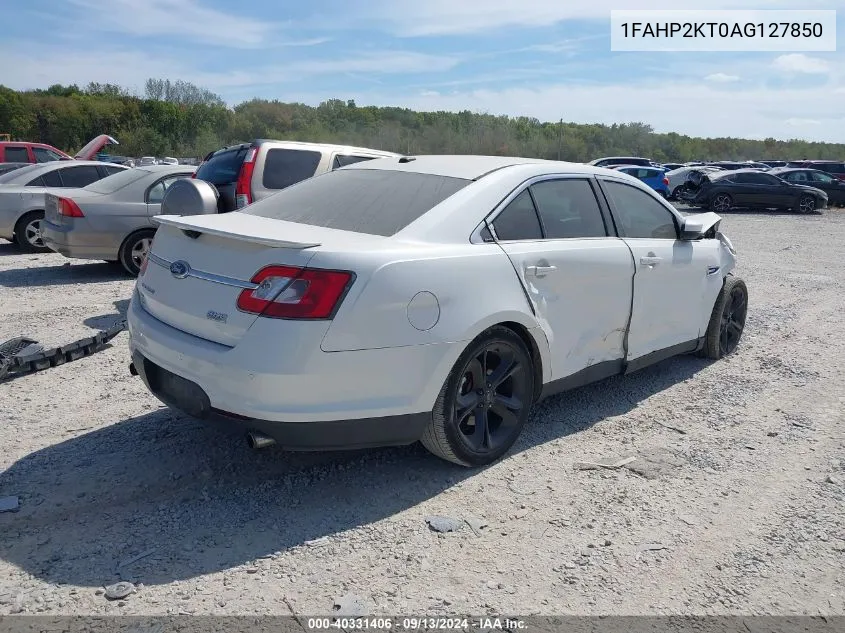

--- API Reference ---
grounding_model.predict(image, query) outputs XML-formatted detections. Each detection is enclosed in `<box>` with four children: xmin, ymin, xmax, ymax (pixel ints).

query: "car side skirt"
<box><xmin>539</xmin><ymin>337</ymin><xmax>704</xmax><ymax>401</ymax></box>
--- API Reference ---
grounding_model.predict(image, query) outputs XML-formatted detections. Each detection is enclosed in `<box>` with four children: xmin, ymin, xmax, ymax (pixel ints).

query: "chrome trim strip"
<box><xmin>146</xmin><ymin>252</ymin><xmax>258</xmax><ymax>290</ymax></box>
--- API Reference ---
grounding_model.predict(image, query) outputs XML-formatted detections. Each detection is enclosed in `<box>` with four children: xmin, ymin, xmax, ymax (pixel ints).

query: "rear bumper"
<box><xmin>127</xmin><ymin>290</ymin><xmax>461</xmax><ymax>443</ymax></box>
<box><xmin>131</xmin><ymin>351</ymin><xmax>430</xmax><ymax>450</ymax></box>
<box><xmin>42</xmin><ymin>219</ymin><xmax>121</xmax><ymax>260</ymax></box>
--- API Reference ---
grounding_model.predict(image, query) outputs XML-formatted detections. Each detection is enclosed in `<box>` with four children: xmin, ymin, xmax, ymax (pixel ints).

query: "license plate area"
<box><xmin>144</xmin><ymin>360</ymin><xmax>210</xmax><ymax>419</ymax></box>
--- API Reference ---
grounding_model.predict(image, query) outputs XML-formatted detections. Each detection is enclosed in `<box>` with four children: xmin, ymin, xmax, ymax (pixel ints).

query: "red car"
<box><xmin>0</xmin><ymin>135</ymin><xmax>118</xmax><ymax>163</ymax></box>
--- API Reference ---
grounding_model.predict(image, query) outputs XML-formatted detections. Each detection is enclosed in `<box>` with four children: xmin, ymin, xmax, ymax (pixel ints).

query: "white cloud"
<box><xmin>67</xmin><ymin>0</ymin><xmax>278</xmax><ymax>48</ymax></box>
<box><xmin>772</xmin><ymin>54</ymin><xmax>830</xmax><ymax>75</ymax></box>
<box><xmin>704</xmin><ymin>73</ymin><xmax>740</xmax><ymax>83</ymax></box>
<box><xmin>0</xmin><ymin>47</ymin><xmax>461</xmax><ymax>93</ymax></box>
<box><xmin>784</xmin><ymin>118</ymin><xmax>821</xmax><ymax>126</ymax></box>
<box><xmin>347</xmin><ymin>0</ymin><xmax>830</xmax><ymax>36</ymax></box>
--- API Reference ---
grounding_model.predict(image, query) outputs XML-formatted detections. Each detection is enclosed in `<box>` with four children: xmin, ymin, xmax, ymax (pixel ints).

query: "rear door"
<box><xmin>490</xmin><ymin>176</ymin><xmax>634</xmax><ymax>380</ymax></box>
<box><xmin>808</xmin><ymin>170</ymin><xmax>845</xmax><ymax>203</ymax></box>
<box><xmin>598</xmin><ymin>178</ymin><xmax>721</xmax><ymax>362</ymax></box>
<box><xmin>194</xmin><ymin>146</ymin><xmax>248</xmax><ymax>213</ymax></box>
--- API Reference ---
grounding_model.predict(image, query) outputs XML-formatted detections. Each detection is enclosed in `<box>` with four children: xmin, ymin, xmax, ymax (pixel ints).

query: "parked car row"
<box><xmin>587</xmin><ymin>155</ymin><xmax>844</xmax><ymax>211</ymax></box>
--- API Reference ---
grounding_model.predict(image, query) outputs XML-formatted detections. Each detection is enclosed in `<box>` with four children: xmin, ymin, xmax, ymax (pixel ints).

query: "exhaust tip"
<box><xmin>129</xmin><ymin>362</ymin><xmax>138</xmax><ymax>376</ymax></box>
<box><xmin>246</xmin><ymin>432</ymin><xmax>276</xmax><ymax>450</ymax></box>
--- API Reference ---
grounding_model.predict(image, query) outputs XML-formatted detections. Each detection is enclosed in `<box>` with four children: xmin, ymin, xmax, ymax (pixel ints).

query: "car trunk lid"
<box><xmin>137</xmin><ymin>213</ymin><xmax>357</xmax><ymax>347</ymax></box>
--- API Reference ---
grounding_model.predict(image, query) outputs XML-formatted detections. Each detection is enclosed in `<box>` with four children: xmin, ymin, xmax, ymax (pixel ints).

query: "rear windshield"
<box><xmin>242</xmin><ymin>169</ymin><xmax>470</xmax><ymax>237</ymax></box>
<box><xmin>195</xmin><ymin>147</ymin><xmax>248</xmax><ymax>184</ymax></box>
<box><xmin>84</xmin><ymin>168</ymin><xmax>148</xmax><ymax>194</ymax></box>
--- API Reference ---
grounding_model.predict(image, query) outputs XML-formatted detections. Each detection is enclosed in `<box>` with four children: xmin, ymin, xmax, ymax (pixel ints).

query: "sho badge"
<box><xmin>206</xmin><ymin>310</ymin><xmax>228</xmax><ymax>323</ymax></box>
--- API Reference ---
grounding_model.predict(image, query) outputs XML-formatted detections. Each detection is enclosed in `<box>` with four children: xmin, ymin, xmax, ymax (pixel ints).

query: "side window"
<box><xmin>332</xmin><ymin>155</ymin><xmax>376</xmax><ymax>169</ymax></box>
<box><xmin>33</xmin><ymin>148</ymin><xmax>62</xmax><ymax>163</ymax></box>
<box><xmin>601</xmin><ymin>180</ymin><xmax>678</xmax><ymax>240</ymax></box>
<box><xmin>103</xmin><ymin>165</ymin><xmax>126</xmax><ymax>176</ymax></box>
<box><xmin>262</xmin><ymin>149</ymin><xmax>322</xmax><ymax>190</ymax></box>
<box><xmin>41</xmin><ymin>170</ymin><xmax>63</xmax><ymax>187</ymax></box>
<box><xmin>59</xmin><ymin>165</ymin><xmax>102</xmax><ymax>188</ymax></box>
<box><xmin>26</xmin><ymin>176</ymin><xmax>45</xmax><ymax>186</ymax></box>
<box><xmin>491</xmin><ymin>190</ymin><xmax>543</xmax><ymax>241</ymax></box>
<box><xmin>147</xmin><ymin>175</ymin><xmax>190</xmax><ymax>203</ymax></box>
<box><xmin>810</xmin><ymin>171</ymin><xmax>834</xmax><ymax>183</ymax></box>
<box><xmin>529</xmin><ymin>179</ymin><xmax>607</xmax><ymax>239</ymax></box>
<box><xmin>785</xmin><ymin>172</ymin><xmax>808</xmax><ymax>182</ymax></box>
<box><xmin>4</xmin><ymin>147</ymin><xmax>29</xmax><ymax>162</ymax></box>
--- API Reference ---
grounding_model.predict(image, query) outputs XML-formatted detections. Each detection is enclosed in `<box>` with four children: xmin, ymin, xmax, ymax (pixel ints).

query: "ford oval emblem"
<box><xmin>169</xmin><ymin>260</ymin><xmax>190</xmax><ymax>279</ymax></box>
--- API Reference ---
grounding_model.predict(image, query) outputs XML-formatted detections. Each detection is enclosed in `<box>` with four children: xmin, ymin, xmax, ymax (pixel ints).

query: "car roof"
<box><xmin>342</xmin><ymin>154</ymin><xmax>621</xmax><ymax>180</ymax></box>
<box><xmin>213</xmin><ymin>140</ymin><xmax>399</xmax><ymax>158</ymax></box>
<box><xmin>133</xmin><ymin>165</ymin><xmax>196</xmax><ymax>174</ymax></box>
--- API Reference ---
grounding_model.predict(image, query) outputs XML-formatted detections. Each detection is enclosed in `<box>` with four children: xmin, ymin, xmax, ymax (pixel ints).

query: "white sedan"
<box><xmin>127</xmin><ymin>156</ymin><xmax>748</xmax><ymax>467</ymax></box>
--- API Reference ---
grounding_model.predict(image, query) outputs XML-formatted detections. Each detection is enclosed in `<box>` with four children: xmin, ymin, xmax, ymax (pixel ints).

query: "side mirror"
<box><xmin>680</xmin><ymin>211</ymin><xmax>721</xmax><ymax>240</ymax></box>
<box><xmin>161</xmin><ymin>178</ymin><xmax>218</xmax><ymax>216</ymax></box>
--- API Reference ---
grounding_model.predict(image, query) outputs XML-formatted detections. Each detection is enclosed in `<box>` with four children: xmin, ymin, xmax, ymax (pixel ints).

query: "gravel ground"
<box><xmin>0</xmin><ymin>207</ymin><xmax>843</xmax><ymax>617</ymax></box>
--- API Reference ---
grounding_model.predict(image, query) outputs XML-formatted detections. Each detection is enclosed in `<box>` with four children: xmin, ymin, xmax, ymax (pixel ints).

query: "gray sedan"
<box><xmin>0</xmin><ymin>161</ymin><xmax>129</xmax><ymax>251</ymax></box>
<box><xmin>42</xmin><ymin>165</ymin><xmax>196</xmax><ymax>275</ymax></box>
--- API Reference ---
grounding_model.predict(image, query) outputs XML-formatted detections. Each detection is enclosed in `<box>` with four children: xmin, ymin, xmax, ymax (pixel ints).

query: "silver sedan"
<box><xmin>41</xmin><ymin>165</ymin><xmax>196</xmax><ymax>275</ymax></box>
<box><xmin>0</xmin><ymin>161</ymin><xmax>128</xmax><ymax>251</ymax></box>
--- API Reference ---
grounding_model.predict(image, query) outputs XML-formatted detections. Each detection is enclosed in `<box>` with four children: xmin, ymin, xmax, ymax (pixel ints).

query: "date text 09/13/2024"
<box><xmin>306</xmin><ymin>618</ymin><xmax>527</xmax><ymax>631</ymax></box>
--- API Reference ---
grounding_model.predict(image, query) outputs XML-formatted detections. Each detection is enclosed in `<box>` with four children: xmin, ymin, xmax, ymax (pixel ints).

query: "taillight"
<box><xmin>663</xmin><ymin>177</ymin><xmax>669</xmax><ymax>186</ymax></box>
<box><xmin>237</xmin><ymin>265</ymin><xmax>353</xmax><ymax>319</ymax></box>
<box><xmin>58</xmin><ymin>197</ymin><xmax>84</xmax><ymax>217</ymax></box>
<box><xmin>235</xmin><ymin>147</ymin><xmax>257</xmax><ymax>209</ymax></box>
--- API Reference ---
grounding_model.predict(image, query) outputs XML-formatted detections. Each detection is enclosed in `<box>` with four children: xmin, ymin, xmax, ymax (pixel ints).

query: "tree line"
<box><xmin>0</xmin><ymin>79</ymin><xmax>842</xmax><ymax>162</ymax></box>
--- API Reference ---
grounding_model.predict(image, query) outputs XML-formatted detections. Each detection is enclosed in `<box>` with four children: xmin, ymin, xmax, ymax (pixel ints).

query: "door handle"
<box><xmin>526</xmin><ymin>265</ymin><xmax>557</xmax><ymax>277</ymax></box>
<box><xmin>639</xmin><ymin>256</ymin><xmax>663</xmax><ymax>266</ymax></box>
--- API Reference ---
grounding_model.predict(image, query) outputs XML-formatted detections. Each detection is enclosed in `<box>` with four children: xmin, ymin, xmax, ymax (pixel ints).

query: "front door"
<box><xmin>598</xmin><ymin>178</ymin><xmax>723</xmax><ymax>362</ymax></box>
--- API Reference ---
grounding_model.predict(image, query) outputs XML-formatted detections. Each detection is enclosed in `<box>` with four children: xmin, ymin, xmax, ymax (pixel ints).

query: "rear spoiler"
<box><xmin>153</xmin><ymin>215</ymin><xmax>321</xmax><ymax>249</ymax></box>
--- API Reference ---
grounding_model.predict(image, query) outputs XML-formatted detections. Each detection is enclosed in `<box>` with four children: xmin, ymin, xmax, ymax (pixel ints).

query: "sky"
<box><xmin>3</xmin><ymin>0</ymin><xmax>845</xmax><ymax>142</ymax></box>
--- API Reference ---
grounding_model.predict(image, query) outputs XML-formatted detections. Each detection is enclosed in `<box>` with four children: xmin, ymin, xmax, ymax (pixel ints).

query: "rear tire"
<box><xmin>118</xmin><ymin>229</ymin><xmax>155</xmax><ymax>276</ymax></box>
<box><xmin>421</xmin><ymin>326</ymin><xmax>535</xmax><ymax>467</ymax></box>
<box><xmin>701</xmin><ymin>276</ymin><xmax>748</xmax><ymax>360</ymax></box>
<box><xmin>14</xmin><ymin>211</ymin><xmax>49</xmax><ymax>253</ymax></box>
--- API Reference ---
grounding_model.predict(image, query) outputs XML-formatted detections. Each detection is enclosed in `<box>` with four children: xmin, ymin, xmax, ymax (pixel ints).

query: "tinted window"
<box><xmin>332</xmin><ymin>155</ymin><xmax>377</xmax><ymax>169</ymax></box>
<box><xmin>4</xmin><ymin>147</ymin><xmax>29</xmax><ymax>162</ymax></box>
<box><xmin>41</xmin><ymin>170</ymin><xmax>63</xmax><ymax>187</ymax></box>
<box><xmin>59</xmin><ymin>165</ymin><xmax>102</xmax><ymax>188</ymax></box>
<box><xmin>243</xmin><ymin>169</ymin><xmax>468</xmax><ymax>237</ymax></box>
<box><xmin>492</xmin><ymin>190</ymin><xmax>543</xmax><ymax>241</ymax></box>
<box><xmin>601</xmin><ymin>180</ymin><xmax>678</xmax><ymax>239</ymax></box>
<box><xmin>26</xmin><ymin>176</ymin><xmax>45</xmax><ymax>186</ymax></box>
<box><xmin>33</xmin><ymin>147</ymin><xmax>63</xmax><ymax>162</ymax></box>
<box><xmin>263</xmin><ymin>148</ymin><xmax>322</xmax><ymax>189</ymax></box>
<box><xmin>827</xmin><ymin>163</ymin><xmax>845</xmax><ymax>174</ymax></box>
<box><xmin>810</xmin><ymin>171</ymin><xmax>835</xmax><ymax>183</ymax></box>
<box><xmin>783</xmin><ymin>171</ymin><xmax>808</xmax><ymax>183</ymax></box>
<box><xmin>195</xmin><ymin>147</ymin><xmax>248</xmax><ymax>184</ymax></box>
<box><xmin>104</xmin><ymin>165</ymin><xmax>126</xmax><ymax>176</ymax></box>
<box><xmin>530</xmin><ymin>179</ymin><xmax>606</xmax><ymax>239</ymax></box>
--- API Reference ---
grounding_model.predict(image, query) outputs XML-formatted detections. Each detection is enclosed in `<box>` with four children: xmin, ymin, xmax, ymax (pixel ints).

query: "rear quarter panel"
<box><xmin>316</xmin><ymin>242</ymin><xmax>548</xmax><ymax>369</ymax></box>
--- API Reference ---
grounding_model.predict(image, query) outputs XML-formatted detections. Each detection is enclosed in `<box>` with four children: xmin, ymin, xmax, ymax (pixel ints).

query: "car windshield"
<box><xmin>242</xmin><ymin>168</ymin><xmax>470</xmax><ymax>236</ymax></box>
<box><xmin>84</xmin><ymin>168</ymin><xmax>148</xmax><ymax>194</ymax></box>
